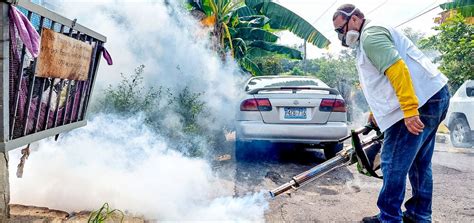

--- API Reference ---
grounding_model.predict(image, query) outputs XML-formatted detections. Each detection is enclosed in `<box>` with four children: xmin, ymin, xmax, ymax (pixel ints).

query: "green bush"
<box><xmin>94</xmin><ymin>65</ymin><xmax>223</xmax><ymax>158</ymax></box>
<box><xmin>101</xmin><ymin>65</ymin><xmax>162</xmax><ymax>115</ymax></box>
<box><xmin>420</xmin><ymin>13</ymin><xmax>474</xmax><ymax>91</ymax></box>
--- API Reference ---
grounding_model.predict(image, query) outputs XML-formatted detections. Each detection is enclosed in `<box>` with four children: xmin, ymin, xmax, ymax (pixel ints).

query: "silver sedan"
<box><xmin>235</xmin><ymin>76</ymin><xmax>349</xmax><ymax>160</ymax></box>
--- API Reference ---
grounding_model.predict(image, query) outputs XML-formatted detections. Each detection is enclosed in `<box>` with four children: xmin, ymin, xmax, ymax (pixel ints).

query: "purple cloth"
<box><xmin>9</xmin><ymin>6</ymin><xmax>40</xmax><ymax>58</ymax></box>
<box><xmin>102</xmin><ymin>46</ymin><xmax>113</xmax><ymax>65</ymax></box>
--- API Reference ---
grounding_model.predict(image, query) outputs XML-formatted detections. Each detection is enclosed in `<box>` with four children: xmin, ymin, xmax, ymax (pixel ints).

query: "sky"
<box><xmin>36</xmin><ymin>0</ymin><xmax>449</xmax><ymax>59</ymax></box>
<box><xmin>275</xmin><ymin>0</ymin><xmax>448</xmax><ymax>58</ymax></box>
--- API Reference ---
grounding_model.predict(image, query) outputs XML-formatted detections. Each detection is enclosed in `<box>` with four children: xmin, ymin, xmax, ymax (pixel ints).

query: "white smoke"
<box><xmin>9</xmin><ymin>115</ymin><xmax>267</xmax><ymax>220</ymax></box>
<box><xmin>56</xmin><ymin>0</ymin><xmax>247</xmax><ymax>122</ymax></box>
<box><xmin>9</xmin><ymin>0</ymin><xmax>267</xmax><ymax>221</ymax></box>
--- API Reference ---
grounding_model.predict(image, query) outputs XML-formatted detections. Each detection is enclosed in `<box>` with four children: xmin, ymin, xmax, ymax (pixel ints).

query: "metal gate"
<box><xmin>0</xmin><ymin>0</ymin><xmax>107</xmax><ymax>151</ymax></box>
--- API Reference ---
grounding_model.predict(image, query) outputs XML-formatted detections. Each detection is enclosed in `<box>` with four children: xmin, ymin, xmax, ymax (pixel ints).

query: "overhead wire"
<box><xmin>366</xmin><ymin>0</ymin><xmax>388</xmax><ymax>16</ymax></box>
<box><xmin>395</xmin><ymin>0</ymin><xmax>440</xmax><ymax>27</ymax></box>
<box><xmin>312</xmin><ymin>0</ymin><xmax>338</xmax><ymax>25</ymax></box>
<box><xmin>303</xmin><ymin>0</ymin><xmax>442</xmax><ymax>54</ymax></box>
<box><xmin>323</xmin><ymin>0</ymin><xmax>389</xmax><ymax>37</ymax></box>
<box><xmin>302</xmin><ymin>0</ymin><xmax>338</xmax><ymax>59</ymax></box>
<box><xmin>395</xmin><ymin>5</ymin><xmax>440</xmax><ymax>27</ymax></box>
<box><xmin>324</xmin><ymin>1</ymin><xmax>441</xmax><ymax>42</ymax></box>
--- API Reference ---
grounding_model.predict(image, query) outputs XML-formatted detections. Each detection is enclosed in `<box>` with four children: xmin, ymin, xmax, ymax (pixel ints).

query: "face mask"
<box><xmin>345</xmin><ymin>30</ymin><xmax>360</xmax><ymax>48</ymax></box>
<box><xmin>338</xmin><ymin>33</ymin><xmax>349</xmax><ymax>47</ymax></box>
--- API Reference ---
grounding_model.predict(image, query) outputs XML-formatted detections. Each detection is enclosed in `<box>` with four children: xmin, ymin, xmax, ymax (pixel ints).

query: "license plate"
<box><xmin>284</xmin><ymin>107</ymin><xmax>307</xmax><ymax>119</ymax></box>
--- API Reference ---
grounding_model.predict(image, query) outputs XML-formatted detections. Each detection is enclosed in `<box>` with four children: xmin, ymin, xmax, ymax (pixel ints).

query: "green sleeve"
<box><xmin>361</xmin><ymin>26</ymin><xmax>401</xmax><ymax>74</ymax></box>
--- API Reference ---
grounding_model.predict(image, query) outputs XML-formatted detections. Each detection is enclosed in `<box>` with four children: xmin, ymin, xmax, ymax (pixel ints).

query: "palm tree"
<box><xmin>187</xmin><ymin>0</ymin><xmax>330</xmax><ymax>75</ymax></box>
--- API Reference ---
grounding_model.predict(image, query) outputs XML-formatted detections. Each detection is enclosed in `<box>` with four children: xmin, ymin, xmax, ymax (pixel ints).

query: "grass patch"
<box><xmin>88</xmin><ymin>203</ymin><xmax>124</xmax><ymax>223</ymax></box>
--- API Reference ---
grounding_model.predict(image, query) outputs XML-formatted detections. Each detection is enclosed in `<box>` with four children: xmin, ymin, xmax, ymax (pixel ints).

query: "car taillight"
<box><xmin>319</xmin><ymin>99</ymin><xmax>346</xmax><ymax>112</ymax></box>
<box><xmin>332</xmin><ymin>99</ymin><xmax>346</xmax><ymax>112</ymax></box>
<box><xmin>240</xmin><ymin>98</ymin><xmax>272</xmax><ymax>111</ymax></box>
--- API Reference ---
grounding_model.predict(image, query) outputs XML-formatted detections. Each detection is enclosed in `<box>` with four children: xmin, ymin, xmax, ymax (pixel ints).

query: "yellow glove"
<box><xmin>385</xmin><ymin>59</ymin><xmax>419</xmax><ymax>118</ymax></box>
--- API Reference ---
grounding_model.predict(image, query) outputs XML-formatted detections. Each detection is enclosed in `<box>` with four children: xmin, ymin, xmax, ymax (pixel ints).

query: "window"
<box><xmin>466</xmin><ymin>80</ymin><xmax>474</xmax><ymax>97</ymax></box>
<box><xmin>245</xmin><ymin>77</ymin><xmax>328</xmax><ymax>92</ymax></box>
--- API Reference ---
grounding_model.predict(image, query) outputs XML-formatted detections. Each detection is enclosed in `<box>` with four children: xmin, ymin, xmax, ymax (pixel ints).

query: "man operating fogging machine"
<box><xmin>332</xmin><ymin>4</ymin><xmax>449</xmax><ymax>223</ymax></box>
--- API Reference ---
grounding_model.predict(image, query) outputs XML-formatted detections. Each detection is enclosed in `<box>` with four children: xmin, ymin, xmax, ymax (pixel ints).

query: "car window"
<box><xmin>245</xmin><ymin>77</ymin><xmax>329</xmax><ymax>92</ymax></box>
<box><xmin>467</xmin><ymin>80</ymin><xmax>474</xmax><ymax>97</ymax></box>
<box><xmin>257</xmin><ymin>89</ymin><xmax>331</xmax><ymax>94</ymax></box>
<box><xmin>454</xmin><ymin>81</ymin><xmax>467</xmax><ymax>97</ymax></box>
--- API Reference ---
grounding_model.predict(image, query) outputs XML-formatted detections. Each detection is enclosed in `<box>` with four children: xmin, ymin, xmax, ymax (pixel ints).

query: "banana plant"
<box><xmin>440</xmin><ymin>0</ymin><xmax>474</xmax><ymax>18</ymax></box>
<box><xmin>187</xmin><ymin>0</ymin><xmax>330</xmax><ymax>75</ymax></box>
<box><xmin>188</xmin><ymin>0</ymin><xmax>243</xmax><ymax>56</ymax></box>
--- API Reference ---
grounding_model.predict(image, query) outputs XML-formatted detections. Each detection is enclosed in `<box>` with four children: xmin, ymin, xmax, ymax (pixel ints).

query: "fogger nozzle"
<box><xmin>269</xmin><ymin>180</ymin><xmax>297</xmax><ymax>197</ymax></box>
<box><xmin>269</xmin><ymin>154</ymin><xmax>350</xmax><ymax>197</ymax></box>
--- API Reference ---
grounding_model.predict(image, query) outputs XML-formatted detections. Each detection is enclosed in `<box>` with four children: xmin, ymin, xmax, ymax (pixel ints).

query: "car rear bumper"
<box><xmin>236</xmin><ymin>121</ymin><xmax>348</xmax><ymax>143</ymax></box>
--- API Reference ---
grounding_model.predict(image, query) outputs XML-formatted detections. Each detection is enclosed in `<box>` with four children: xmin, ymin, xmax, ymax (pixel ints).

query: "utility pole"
<box><xmin>303</xmin><ymin>40</ymin><xmax>307</xmax><ymax>61</ymax></box>
<box><xmin>303</xmin><ymin>39</ymin><xmax>307</xmax><ymax>74</ymax></box>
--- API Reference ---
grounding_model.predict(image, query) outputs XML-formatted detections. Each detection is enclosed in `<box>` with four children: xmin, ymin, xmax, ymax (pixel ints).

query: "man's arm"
<box><xmin>362</xmin><ymin>26</ymin><xmax>424</xmax><ymax>135</ymax></box>
<box><xmin>385</xmin><ymin>59</ymin><xmax>419</xmax><ymax>118</ymax></box>
<box><xmin>385</xmin><ymin>59</ymin><xmax>425</xmax><ymax>135</ymax></box>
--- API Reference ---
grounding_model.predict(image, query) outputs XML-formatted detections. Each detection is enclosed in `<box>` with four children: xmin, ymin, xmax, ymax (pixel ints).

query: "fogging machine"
<box><xmin>270</xmin><ymin>124</ymin><xmax>383</xmax><ymax>197</ymax></box>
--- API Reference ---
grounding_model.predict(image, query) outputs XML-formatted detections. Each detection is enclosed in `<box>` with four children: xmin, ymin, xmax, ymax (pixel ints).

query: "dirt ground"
<box><xmin>9</xmin><ymin>204</ymin><xmax>146</xmax><ymax>222</ymax></box>
<box><xmin>8</xmin><ymin>135</ymin><xmax>474</xmax><ymax>222</ymax></box>
<box><xmin>229</xmin><ymin>137</ymin><xmax>474</xmax><ymax>222</ymax></box>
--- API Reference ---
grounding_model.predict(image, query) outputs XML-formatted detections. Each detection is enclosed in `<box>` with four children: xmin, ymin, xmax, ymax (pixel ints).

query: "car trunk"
<box><xmin>253</xmin><ymin>90</ymin><xmax>337</xmax><ymax>124</ymax></box>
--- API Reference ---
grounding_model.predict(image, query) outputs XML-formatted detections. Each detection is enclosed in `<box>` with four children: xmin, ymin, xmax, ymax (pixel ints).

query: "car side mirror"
<box><xmin>467</xmin><ymin>87</ymin><xmax>474</xmax><ymax>97</ymax></box>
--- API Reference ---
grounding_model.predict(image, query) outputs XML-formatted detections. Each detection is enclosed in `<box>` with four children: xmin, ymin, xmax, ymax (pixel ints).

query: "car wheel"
<box><xmin>450</xmin><ymin>117</ymin><xmax>472</xmax><ymax>148</ymax></box>
<box><xmin>323</xmin><ymin>143</ymin><xmax>343</xmax><ymax>159</ymax></box>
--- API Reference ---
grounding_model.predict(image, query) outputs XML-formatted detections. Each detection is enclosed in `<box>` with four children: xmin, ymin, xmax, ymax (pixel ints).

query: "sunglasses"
<box><xmin>334</xmin><ymin>18</ymin><xmax>349</xmax><ymax>34</ymax></box>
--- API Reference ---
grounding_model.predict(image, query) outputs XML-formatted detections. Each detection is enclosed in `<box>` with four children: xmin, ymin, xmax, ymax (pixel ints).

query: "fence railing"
<box><xmin>0</xmin><ymin>0</ymin><xmax>107</xmax><ymax>151</ymax></box>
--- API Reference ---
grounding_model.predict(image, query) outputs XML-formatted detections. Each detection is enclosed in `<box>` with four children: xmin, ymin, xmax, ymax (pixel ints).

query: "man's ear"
<box><xmin>351</xmin><ymin>15</ymin><xmax>357</xmax><ymax>23</ymax></box>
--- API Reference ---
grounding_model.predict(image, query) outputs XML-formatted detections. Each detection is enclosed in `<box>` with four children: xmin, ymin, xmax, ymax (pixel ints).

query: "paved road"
<box><xmin>223</xmin><ymin>141</ymin><xmax>474</xmax><ymax>222</ymax></box>
<box><xmin>8</xmin><ymin>137</ymin><xmax>473</xmax><ymax>222</ymax></box>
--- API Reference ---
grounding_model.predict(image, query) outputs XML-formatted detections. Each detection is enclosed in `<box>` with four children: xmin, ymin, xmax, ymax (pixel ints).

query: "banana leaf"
<box><xmin>236</xmin><ymin>17</ymin><xmax>269</xmax><ymax>27</ymax></box>
<box><xmin>238</xmin><ymin>15</ymin><xmax>267</xmax><ymax>22</ymax></box>
<box><xmin>245</xmin><ymin>0</ymin><xmax>271</xmax><ymax>8</ymax></box>
<box><xmin>234</xmin><ymin>5</ymin><xmax>258</xmax><ymax>17</ymax></box>
<box><xmin>249</xmin><ymin>41</ymin><xmax>302</xmax><ymax>59</ymax></box>
<box><xmin>239</xmin><ymin>56</ymin><xmax>262</xmax><ymax>75</ymax></box>
<box><xmin>196</xmin><ymin>0</ymin><xmax>215</xmax><ymax>16</ymax></box>
<box><xmin>236</xmin><ymin>27</ymin><xmax>279</xmax><ymax>42</ymax></box>
<box><xmin>232</xmin><ymin>38</ymin><xmax>248</xmax><ymax>59</ymax></box>
<box><xmin>246</xmin><ymin>47</ymin><xmax>272</xmax><ymax>58</ymax></box>
<box><xmin>440</xmin><ymin>0</ymin><xmax>474</xmax><ymax>17</ymax></box>
<box><xmin>247</xmin><ymin>1</ymin><xmax>330</xmax><ymax>48</ymax></box>
<box><xmin>186</xmin><ymin>0</ymin><xmax>202</xmax><ymax>11</ymax></box>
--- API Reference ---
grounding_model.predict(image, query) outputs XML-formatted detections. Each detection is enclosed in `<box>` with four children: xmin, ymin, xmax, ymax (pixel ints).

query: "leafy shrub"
<box><xmin>101</xmin><ymin>65</ymin><xmax>162</xmax><ymax>115</ymax></box>
<box><xmin>420</xmin><ymin>13</ymin><xmax>474</xmax><ymax>91</ymax></box>
<box><xmin>94</xmin><ymin>65</ymin><xmax>223</xmax><ymax>158</ymax></box>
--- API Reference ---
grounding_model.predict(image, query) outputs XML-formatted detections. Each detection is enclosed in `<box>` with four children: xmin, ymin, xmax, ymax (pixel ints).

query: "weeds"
<box><xmin>94</xmin><ymin>65</ymin><xmax>225</xmax><ymax>158</ymax></box>
<box><xmin>101</xmin><ymin>65</ymin><xmax>162</xmax><ymax>115</ymax></box>
<box><xmin>88</xmin><ymin>202</ymin><xmax>124</xmax><ymax>223</ymax></box>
